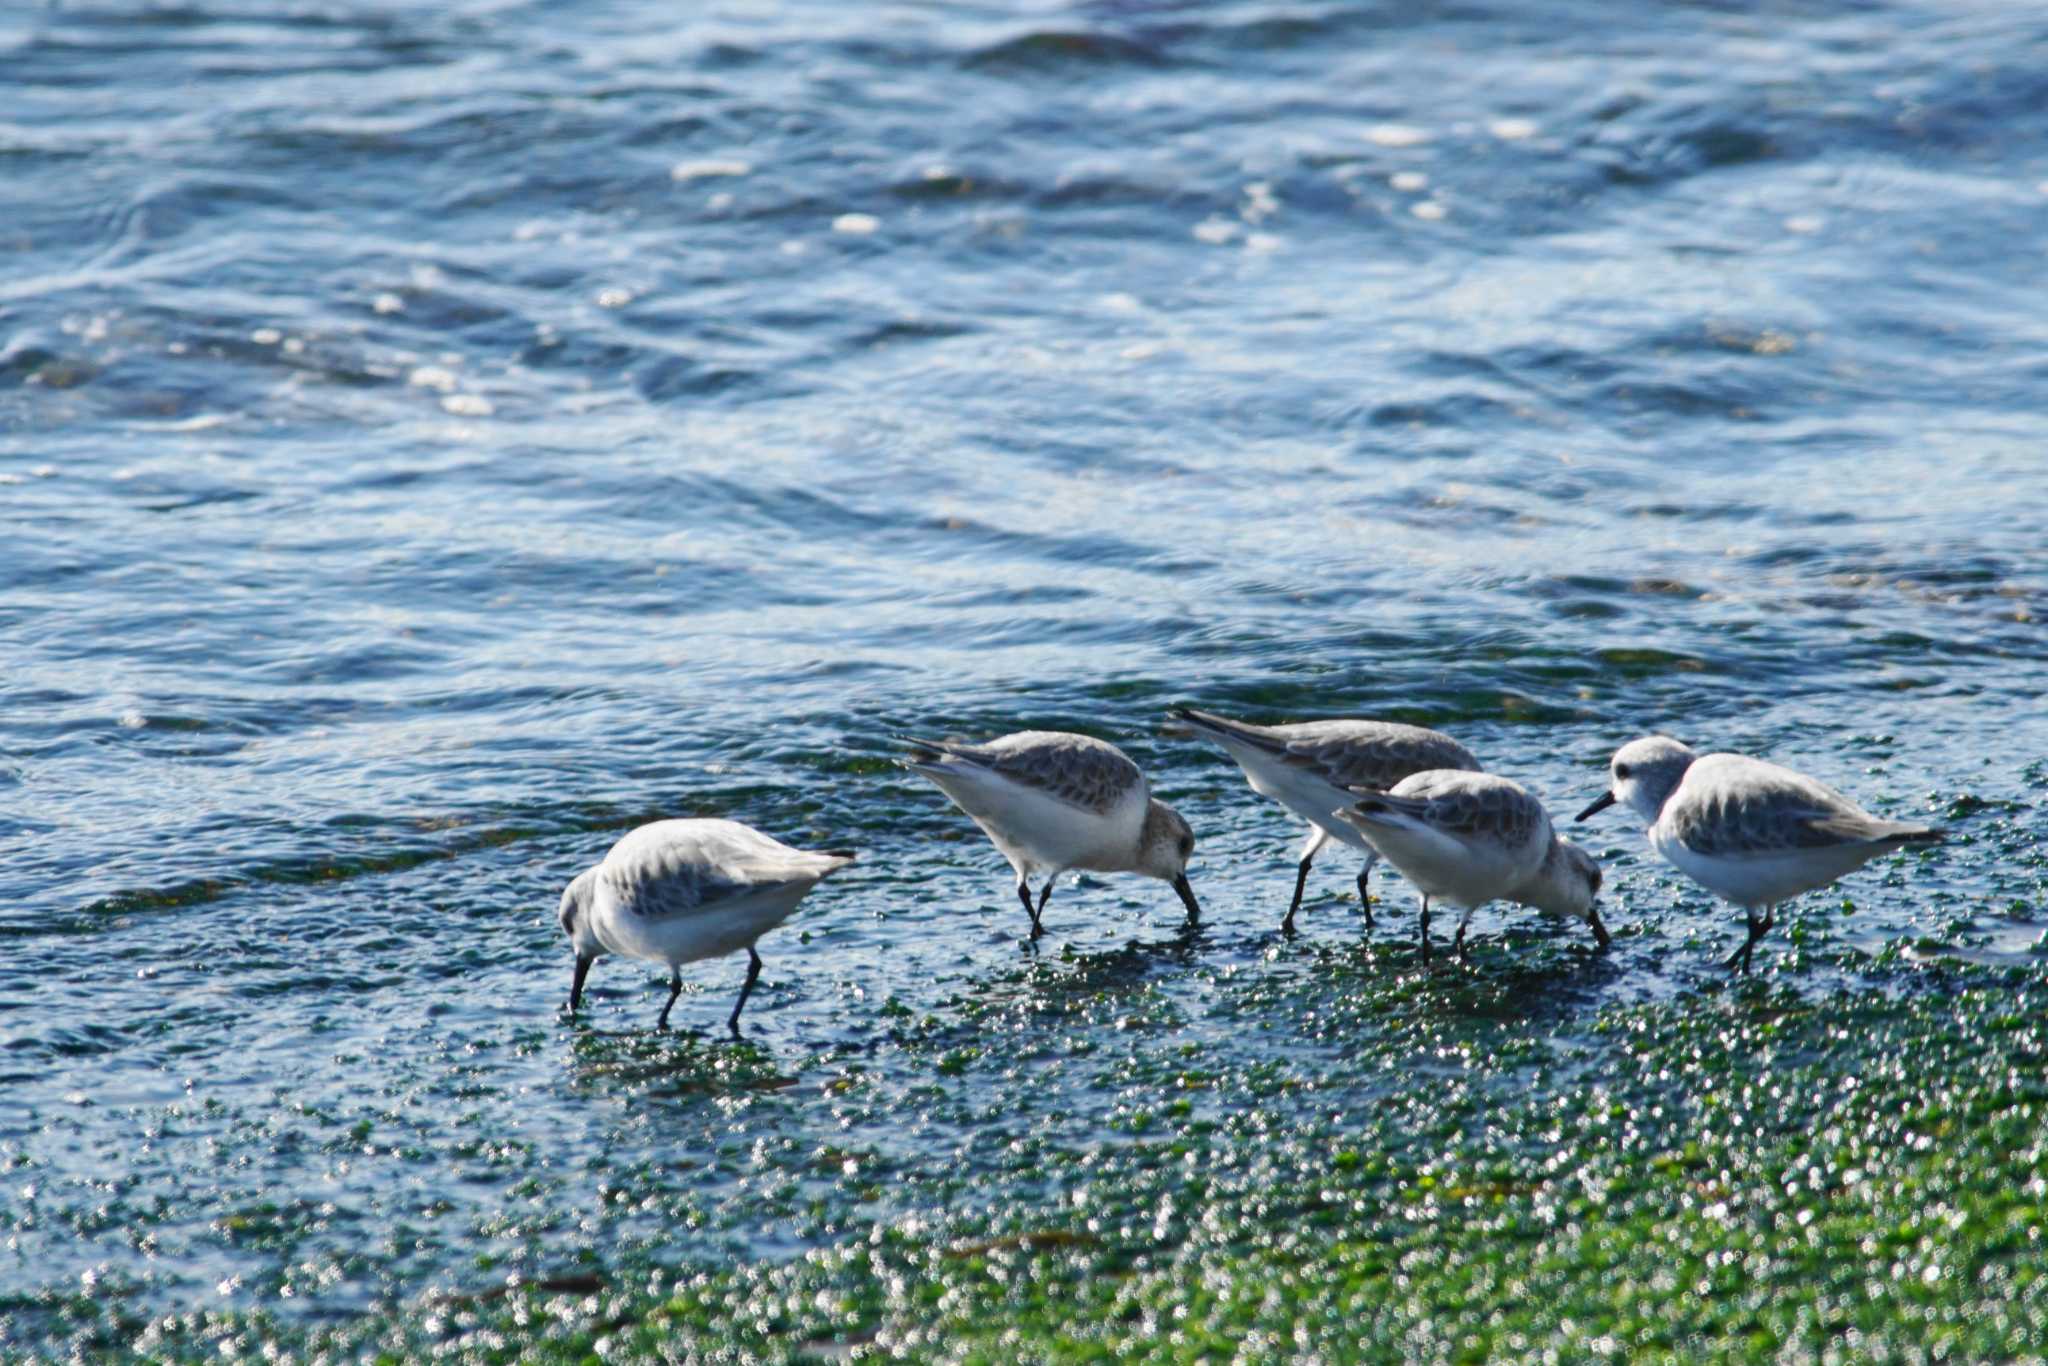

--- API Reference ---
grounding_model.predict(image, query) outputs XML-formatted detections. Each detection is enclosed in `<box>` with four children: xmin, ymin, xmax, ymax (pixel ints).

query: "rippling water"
<box><xmin>4</xmin><ymin>0</ymin><xmax>2046</xmax><ymax>1349</ymax></box>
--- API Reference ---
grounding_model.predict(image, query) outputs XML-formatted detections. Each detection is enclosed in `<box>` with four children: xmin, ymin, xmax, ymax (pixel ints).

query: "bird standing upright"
<box><xmin>1576</xmin><ymin>736</ymin><xmax>1943</xmax><ymax>971</ymax></box>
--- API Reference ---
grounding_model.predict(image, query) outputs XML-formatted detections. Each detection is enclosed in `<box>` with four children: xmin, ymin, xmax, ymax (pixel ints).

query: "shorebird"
<box><xmin>1169</xmin><ymin>707</ymin><xmax>1479</xmax><ymax>933</ymax></box>
<box><xmin>558</xmin><ymin>818</ymin><xmax>855</xmax><ymax>1034</ymax></box>
<box><xmin>1577</xmin><ymin>735</ymin><xmax>1942</xmax><ymax>971</ymax></box>
<box><xmin>899</xmin><ymin>730</ymin><xmax>1200</xmax><ymax>937</ymax></box>
<box><xmin>1335</xmin><ymin>770</ymin><xmax>1608</xmax><ymax>962</ymax></box>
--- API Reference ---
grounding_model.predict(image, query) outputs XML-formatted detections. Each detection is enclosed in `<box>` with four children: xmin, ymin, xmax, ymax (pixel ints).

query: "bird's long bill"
<box><xmin>569</xmin><ymin>954</ymin><xmax>595</xmax><ymax>1012</ymax></box>
<box><xmin>1575</xmin><ymin>790</ymin><xmax>1618</xmax><ymax>822</ymax></box>
<box><xmin>1173</xmin><ymin>873</ymin><xmax>1201</xmax><ymax>924</ymax></box>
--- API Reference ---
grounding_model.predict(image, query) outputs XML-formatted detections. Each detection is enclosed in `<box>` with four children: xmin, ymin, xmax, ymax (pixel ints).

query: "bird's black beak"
<box><xmin>1588</xmin><ymin>906</ymin><xmax>1613</xmax><ymax>950</ymax></box>
<box><xmin>569</xmin><ymin>954</ymin><xmax>595</xmax><ymax>1012</ymax></box>
<box><xmin>1173</xmin><ymin>873</ymin><xmax>1201</xmax><ymax>924</ymax></box>
<box><xmin>1575</xmin><ymin>791</ymin><xmax>1617</xmax><ymax>822</ymax></box>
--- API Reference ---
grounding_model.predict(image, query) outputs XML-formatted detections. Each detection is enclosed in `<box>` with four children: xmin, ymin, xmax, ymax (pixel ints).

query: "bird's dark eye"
<box><xmin>1179</xmin><ymin>836</ymin><xmax>1193</xmax><ymax>857</ymax></box>
<box><xmin>1615</xmin><ymin>763</ymin><xmax>1632</xmax><ymax>780</ymax></box>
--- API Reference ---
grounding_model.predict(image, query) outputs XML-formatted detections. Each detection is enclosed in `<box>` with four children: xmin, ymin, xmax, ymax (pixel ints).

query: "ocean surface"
<box><xmin>4</xmin><ymin>0</ymin><xmax>2045</xmax><ymax>1351</ymax></box>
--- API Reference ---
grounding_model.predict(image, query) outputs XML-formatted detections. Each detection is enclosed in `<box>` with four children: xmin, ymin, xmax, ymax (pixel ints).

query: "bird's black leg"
<box><xmin>657</xmin><ymin>967</ymin><xmax>683</xmax><ymax>1030</ymax></box>
<box><xmin>1031</xmin><ymin>878</ymin><xmax>1055</xmax><ymax>938</ymax></box>
<box><xmin>1356</xmin><ymin>863</ymin><xmax>1375</xmax><ymax>929</ymax></box>
<box><xmin>728</xmin><ymin>948</ymin><xmax>762</xmax><ymax>1037</ymax></box>
<box><xmin>1454</xmin><ymin>917</ymin><xmax>1469</xmax><ymax>964</ymax></box>
<box><xmin>1725</xmin><ymin>908</ymin><xmax>1774</xmax><ymax>973</ymax></box>
<box><xmin>1017</xmin><ymin>878</ymin><xmax>1035</xmax><ymax>930</ymax></box>
<box><xmin>1282</xmin><ymin>856</ymin><xmax>1314</xmax><ymax>936</ymax></box>
<box><xmin>1419</xmin><ymin>897</ymin><xmax>1432</xmax><ymax>965</ymax></box>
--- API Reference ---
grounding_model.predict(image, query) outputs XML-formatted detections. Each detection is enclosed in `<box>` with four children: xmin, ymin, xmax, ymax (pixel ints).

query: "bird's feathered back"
<box><xmin>898</xmin><ymin>731</ymin><xmax>1144</xmax><ymax>815</ymax></box>
<box><xmin>1171</xmin><ymin>707</ymin><xmax>1478</xmax><ymax>790</ymax></box>
<box><xmin>1668</xmin><ymin>755</ymin><xmax>1944</xmax><ymax>857</ymax></box>
<box><xmin>599</xmin><ymin>819</ymin><xmax>856</xmax><ymax>922</ymax></box>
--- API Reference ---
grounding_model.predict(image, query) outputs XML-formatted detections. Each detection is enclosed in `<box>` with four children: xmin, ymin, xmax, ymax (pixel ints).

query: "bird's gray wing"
<box><xmin>1285</xmin><ymin>725</ymin><xmax>1480</xmax><ymax>790</ymax></box>
<box><xmin>901</xmin><ymin>732</ymin><xmax>1144</xmax><ymax>815</ymax></box>
<box><xmin>981</xmin><ymin>735</ymin><xmax>1143</xmax><ymax>815</ymax></box>
<box><xmin>602</xmin><ymin>825</ymin><xmax>827</xmax><ymax>921</ymax></box>
<box><xmin>1352</xmin><ymin>775</ymin><xmax>1541</xmax><ymax>846</ymax></box>
<box><xmin>604</xmin><ymin>856</ymin><xmax>746</xmax><ymax>921</ymax></box>
<box><xmin>1670</xmin><ymin>774</ymin><xmax>1941</xmax><ymax>857</ymax></box>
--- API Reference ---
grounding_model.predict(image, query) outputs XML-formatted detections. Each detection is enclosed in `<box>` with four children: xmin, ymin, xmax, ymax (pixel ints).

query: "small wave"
<box><xmin>962</xmin><ymin>29</ymin><xmax>1166</xmax><ymax>74</ymax></box>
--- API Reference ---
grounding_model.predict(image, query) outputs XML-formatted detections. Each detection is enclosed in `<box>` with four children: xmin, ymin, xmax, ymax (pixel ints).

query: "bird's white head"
<box><xmin>558</xmin><ymin>865</ymin><xmax>608</xmax><ymax>1012</ymax></box>
<box><xmin>1577</xmin><ymin>735</ymin><xmax>1697</xmax><ymax>826</ymax></box>
<box><xmin>1517</xmin><ymin>836</ymin><xmax>1603</xmax><ymax>921</ymax></box>
<box><xmin>558</xmin><ymin>866</ymin><xmax>605</xmax><ymax>952</ymax></box>
<box><xmin>1137</xmin><ymin>799</ymin><xmax>1203</xmax><ymax>922</ymax></box>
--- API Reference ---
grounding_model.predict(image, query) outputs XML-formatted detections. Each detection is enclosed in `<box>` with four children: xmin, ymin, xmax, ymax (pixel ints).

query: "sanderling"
<box><xmin>1335</xmin><ymin>770</ymin><xmax>1608</xmax><ymax>962</ymax></box>
<box><xmin>1576</xmin><ymin>736</ymin><xmax>1943</xmax><ymax>971</ymax></box>
<box><xmin>558</xmin><ymin>818</ymin><xmax>856</xmax><ymax>1034</ymax></box>
<box><xmin>899</xmin><ymin>730</ymin><xmax>1200</xmax><ymax>937</ymax></box>
<box><xmin>1169</xmin><ymin>707</ymin><xmax>1479</xmax><ymax>934</ymax></box>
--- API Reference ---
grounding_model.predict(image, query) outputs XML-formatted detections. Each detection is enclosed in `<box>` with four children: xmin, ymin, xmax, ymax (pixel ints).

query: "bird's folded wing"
<box><xmin>1671</xmin><ymin>783</ymin><xmax>1934</xmax><ymax>856</ymax></box>
<box><xmin>1801</xmin><ymin>810</ymin><xmax>1944</xmax><ymax>847</ymax></box>
<box><xmin>911</xmin><ymin>734</ymin><xmax>1142</xmax><ymax>815</ymax></box>
<box><xmin>1348</xmin><ymin>781</ymin><xmax>1538</xmax><ymax>844</ymax></box>
<box><xmin>1287</xmin><ymin>730</ymin><xmax>1474</xmax><ymax>790</ymax></box>
<box><xmin>996</xmin><ymin>743</ymin><xmax>1141</xmax><ymax>814</ymax></box>
<box><xmin>605</xmin><ymin>847</ymin><xmax>818</xmax><ymax>921</ymax></box>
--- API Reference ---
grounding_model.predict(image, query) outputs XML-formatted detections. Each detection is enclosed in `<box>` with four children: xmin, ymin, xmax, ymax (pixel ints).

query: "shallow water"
<box><xmin>3</xmin><ymin>0</ymin><xmax>2046</xmax><ymax>1350</ymax></box>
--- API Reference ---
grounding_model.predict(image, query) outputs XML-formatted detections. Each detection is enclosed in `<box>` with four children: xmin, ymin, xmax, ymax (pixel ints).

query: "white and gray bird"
<box><xmin>558</xmin><ymin>818</ymin><xmax>856</xmax><ymax>1034</ymax></box>
<box><xmin>1170</xmin><ymin>707</ymin><xmax>1480</xmax><ymax>934</ymax></box>
<box><xmin>1576</xmin><ymin>736</ymin><xmax>1943</xmax><ymax>972</ymax></box>
<box><xmin>899</xmin><ymin>730</ymin><xmax>1200</xmax><ymax>938</ymax></box>
<box><xmin>1334</xmin><ymin>769</ymin><xmax>1609</xmax><ymax>962</ymax></box>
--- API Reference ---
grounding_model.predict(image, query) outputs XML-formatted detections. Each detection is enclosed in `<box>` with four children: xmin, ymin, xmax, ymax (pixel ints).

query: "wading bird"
<box><xmin>559</xmin><ymin>818</ymin><xmax>855</xmax><ymax>1034</ymax></box>
<box><xmin>1171</xmin><ymin>706</ymin><xmax>1479</xmax><ymax>934</ymax></box>
<box><xmin>1336</xmin><ymin>770</ymin><xmax>1608</xmax><ymax>962</ymax></box>
<box><xmin>900</xmin><ymin>730</ymin><xmax>1200</xmax><ymax>937</ymax></box>
<box><xmin>1577</xmin><ymin>736</ymin><xmax>1942</xmax><ymax>971</ymax></box>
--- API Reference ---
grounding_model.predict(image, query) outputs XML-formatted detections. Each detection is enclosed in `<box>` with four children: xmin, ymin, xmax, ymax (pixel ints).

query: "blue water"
<box><xmin>4</xmin><ymin>0</ymin><xmax>2045</xmax><ymax>1348</ymax></box>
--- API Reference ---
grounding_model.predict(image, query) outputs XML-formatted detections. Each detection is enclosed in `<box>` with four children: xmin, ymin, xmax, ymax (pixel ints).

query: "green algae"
<box><xmin>19</xmin><ymin>952</ymin><xmax>2046</xmax><ymax>1363</ymax></box>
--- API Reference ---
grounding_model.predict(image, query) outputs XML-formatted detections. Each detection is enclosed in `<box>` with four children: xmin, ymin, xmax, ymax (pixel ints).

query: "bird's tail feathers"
<box><xmin>1807</xmin><ymin>813</ymin><xmax>1946</xmax><ymax>847</ymax></box>
<box><xmin>815</xmin><ymin>849</ymin><xmax>859</xmax><ymax>877</ymax></box>
<box><xmin>1337</xmin><ymin>786</ymin><xmax>1437</xmax><ymax>832</ymax></box>
<box><xmin>1345</xmin><ymin>784</ymin><xmax>1424</xmax><ymax>809</ymax></box>
<box><xmin>1168</xmin><ymin>707</ymin><xmax>1283</xmax><ymax>753</ymax></box>
<box><xmin>893</xmin><ymin>734</ymin><xmax>963</xmax><ymax>768</ymax></box>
